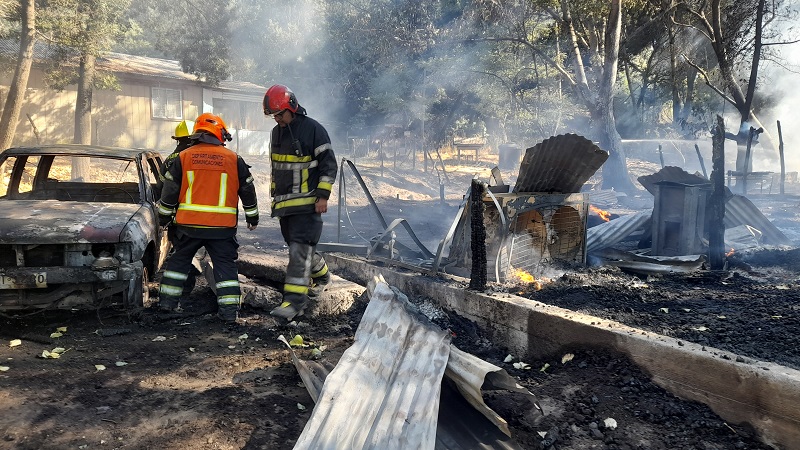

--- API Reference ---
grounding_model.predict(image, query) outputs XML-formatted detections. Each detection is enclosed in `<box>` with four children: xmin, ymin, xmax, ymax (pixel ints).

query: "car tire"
<box><xmin>125</xmin><ymin>253</ymin><xmax>153</xmax><ymax>315</ymax></box>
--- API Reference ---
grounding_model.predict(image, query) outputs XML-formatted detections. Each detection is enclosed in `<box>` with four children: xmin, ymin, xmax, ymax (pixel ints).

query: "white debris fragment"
<box><xmin>561</xmin><ymin>353</ymin><xmax>575</xmax><ymax>364</ymax></box>
<box><xmin>152</xmin><ymin>336</ymin><xmax>167</xmax><ymax>342</ymax></box>
<box><xmin>504</xmin><ymin>354</ymin><xmax>514</xmax><ymax>363</ymax></box>
<box><xmin>513</xmin><ymin>362</ymin><xmax>531</xmax><ymax>370</ymax></box>
<box><xmin>9</xmin><ymin>339</ymin><xmax>21</xmax><ymax>348</ymax></box>
<box><xmin>416</xmin><ymin>301</ymin><xmax>447</xmax><ymax>321</ymax></box>
<box><xmin>604</xmin><ymin>417</ymin><xmax>618</xmax><ymax>429</ymax></box>
<box><xmin>297</xmin><ymin>403</ymin><xmax>307</xmax><ymax>411</ymax></box>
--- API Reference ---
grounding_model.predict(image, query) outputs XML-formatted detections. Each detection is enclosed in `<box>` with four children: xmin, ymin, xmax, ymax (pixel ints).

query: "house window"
<box><xmin>151</xmin><ymin>87</ymin><xmax>183</xmax><ymax>119</ymax></box>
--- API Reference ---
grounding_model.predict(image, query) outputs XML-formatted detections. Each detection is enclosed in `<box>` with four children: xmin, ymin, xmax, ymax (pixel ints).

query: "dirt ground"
<box><xmin>0</xmin><ymin>152</ymin><xmax>797</xmax><ymax>449</ymax></box>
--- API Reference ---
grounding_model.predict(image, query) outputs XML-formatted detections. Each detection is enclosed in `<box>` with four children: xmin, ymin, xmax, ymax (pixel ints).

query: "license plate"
<box><xmin>0</xmin><ymin>272</ymin><xmax>47</xmax><ymax>289</ymax></box>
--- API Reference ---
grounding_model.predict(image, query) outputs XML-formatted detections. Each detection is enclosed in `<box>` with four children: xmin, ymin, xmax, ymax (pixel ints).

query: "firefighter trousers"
<box><xmin>159</xmin><ymin>232</ymin><xmax>241</xmax><ymax>309</ymax></box>
<box><xmin>279</xmin><ymin>214</ymin><xmax>328</xmax><ymax>301</ymax></box>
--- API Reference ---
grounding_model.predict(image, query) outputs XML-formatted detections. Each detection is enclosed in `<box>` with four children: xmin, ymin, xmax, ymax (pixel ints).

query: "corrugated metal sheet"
<box><xmin>513</xmin><ymin>134</ymin><xmax>609</xmax><ymax>193</ymax></box>
<box><xmin>592</xmin><ymin>248</ymin><xmax>707</xmax><ymax>275</ymax></box>
<box><xmin>586</xmin><ymin>210</ymin><xmax>652</xmax><ymax>253</ymax></box>
<box><xmin>288</xmin><ymin>278</ymin><xmax>540</xmax><ymax>449</ymax></box>
<box><xmin>637</xmin><ymin>166</ymin><xmax>710</xmax><ymax>195</ymax></box>
<box><xmin>293</xmin><ymin>281</ymin><xmax>451</xmax><ymax>449</ymax></box>
<box><xmin>724</xmin><ymin>195</ymin><xmax>793</xmax><ymax>246</ymax></box>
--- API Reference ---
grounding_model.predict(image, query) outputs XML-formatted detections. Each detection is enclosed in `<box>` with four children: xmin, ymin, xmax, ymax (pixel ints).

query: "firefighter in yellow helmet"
<box><xmin>159</xmin><ymin>119</ymin><xmax>200</xmax><ymax>298</ymax></box>
<box><xmin>160</xmin><ymin>119</ymin><xmax>196</xmax><ymax>182</ymax></box>
<box><xmin>157</xmin><ymin>113</ymin><xmax>260</xmax><ymax>322</ymax></box>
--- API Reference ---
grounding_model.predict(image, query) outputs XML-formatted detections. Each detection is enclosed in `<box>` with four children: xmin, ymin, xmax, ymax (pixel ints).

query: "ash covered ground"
<box><xmin>1</xmin><ymin>154</ymin><xmax>797</xmax><ymax>449</ymax></box>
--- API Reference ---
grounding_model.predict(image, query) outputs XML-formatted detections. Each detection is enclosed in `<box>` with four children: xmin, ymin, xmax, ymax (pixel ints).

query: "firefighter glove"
<box><xmin>159</xmin><ymin>213</ymin><xmax>174</xmax><ymax>228</ymax></box>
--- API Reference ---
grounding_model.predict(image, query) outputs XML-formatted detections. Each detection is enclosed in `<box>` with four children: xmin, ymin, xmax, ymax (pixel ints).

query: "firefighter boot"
<box><xmin>308</xmin><ymin>254</ymin><xmax>331</xmax><ymax>299</ymax></box>
<box><xmin>270</xmin><ymin>294</ymin><xmax>309</xmax><ymax>321</ymax></box>
<box><xmin>308</xmin><ymin>272</ymin><xmax>331</xmax><ymax>299</ymax></box>
<box><xmin>216</xmin><ymin>295</ymin><xmax>241</xmax><ymax>323</ymax></box>
<box><xmin>217</xmin><ymin>305</ymin><xmax>239</xmax><ymax>323</ymax></box>
<box><xmin>158</xmin><ymin>295</ymin><xmax>180</xmax><ymax>312</ymax></box>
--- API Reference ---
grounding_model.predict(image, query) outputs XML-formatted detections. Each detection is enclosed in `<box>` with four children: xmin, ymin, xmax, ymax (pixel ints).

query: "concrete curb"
<box><xmin>236</xmin><ymin>248</ymin><xmax>365</xmax><ymax>317</ymax></box>
<box><xmin>323</xmin><ymin>252</ymin><xmax>800</xmax><ymax>450</ymax></box>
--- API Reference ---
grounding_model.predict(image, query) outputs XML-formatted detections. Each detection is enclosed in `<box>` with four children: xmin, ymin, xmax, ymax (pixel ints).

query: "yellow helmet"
<box><xmin>172</xmin><ymin>120</ymin><xmax>195</xmax><ymax>140</ymax></box>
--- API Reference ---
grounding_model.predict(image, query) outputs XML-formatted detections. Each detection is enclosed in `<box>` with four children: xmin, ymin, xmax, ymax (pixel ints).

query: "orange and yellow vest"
<box><xmin>175</xmin><ymin>143</ymin><xmax>240</xmax><ymax>228</ymax></box>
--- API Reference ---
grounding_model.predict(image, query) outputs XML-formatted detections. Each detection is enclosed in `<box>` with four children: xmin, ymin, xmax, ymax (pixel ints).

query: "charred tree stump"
<box><xmin>469</xmin><ymin>180</ymin><xmax>487</xmax><ymax>291</ymax></box>
<box><xmin>708</xmin><ymin>115</ymin><xmax>726</xmax><ymax>270</ymax></box>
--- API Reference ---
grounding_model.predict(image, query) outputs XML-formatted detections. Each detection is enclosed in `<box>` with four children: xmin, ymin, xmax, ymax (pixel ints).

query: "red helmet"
<box><xmin>263</xmin><ymin>84</ymin><xmax>299</xmax><ymax>115</ymax></box>
<box><xmin>193</xmin><ymin>113</ymin><xmax>232</xmax><ymax>142</ymax></box>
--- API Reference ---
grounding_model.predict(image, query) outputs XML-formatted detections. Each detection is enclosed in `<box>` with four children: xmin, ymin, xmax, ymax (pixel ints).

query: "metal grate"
<box><xmin>499</xmin><ymin>203</ymin><xmax>586</xmax><ymax>281</ymax></box>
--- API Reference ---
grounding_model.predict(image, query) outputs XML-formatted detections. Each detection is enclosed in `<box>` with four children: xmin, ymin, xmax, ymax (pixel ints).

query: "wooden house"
<box><xmin>0</xmin><ymin>43</ymin><xmax>270</xmax><ymax>155</ymax></box>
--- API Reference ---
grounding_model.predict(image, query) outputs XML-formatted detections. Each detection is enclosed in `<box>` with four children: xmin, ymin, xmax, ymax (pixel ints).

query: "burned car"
<box><xmin>0</xmin><ymin>144</ymin><xmax>170</xmax><ymax>313</ymax></box>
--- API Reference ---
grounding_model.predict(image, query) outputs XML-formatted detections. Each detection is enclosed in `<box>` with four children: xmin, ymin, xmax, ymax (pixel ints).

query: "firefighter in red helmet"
<box><xmin>157</xmin><ymin>113</ymin><xmax>260</xmax><ymax>323</ymax></box>
<box><xmin>263</xmin><ymin>84</ymin><xmax>338</xmax><ymax>321</ymax></box>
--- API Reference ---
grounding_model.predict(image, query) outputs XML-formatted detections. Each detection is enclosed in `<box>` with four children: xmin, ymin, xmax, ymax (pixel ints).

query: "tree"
<box><xmin>39</xmin><ymin>0</ymin><xmax>131</xmax><ymax>144</ymax></box>
<box><xmin>125</xmin><ymin>0</ymin><xmax>233</xmax><ymax>86</ymax></box>
<box><xmin>678</xmin><ymin>0</ymin><xmax>797</xmax><ymax>170</ymax></box>
<box><xmin>0</xmin><ymin>0</ymin><xmax>35</xmax><ymax>150</ymax></box>
<box><xmin>467</xmin><ymin>0</ymin><xmax>645</xmax><ymax>191</ymax></box>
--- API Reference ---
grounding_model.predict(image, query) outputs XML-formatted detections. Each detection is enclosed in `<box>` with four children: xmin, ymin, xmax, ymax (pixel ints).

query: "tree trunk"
<box><xmin>0</xmin><ymin>0</ymin><xmax>35</xmax><ymax>151</ymax></box>
<box><xmin>680</xmin><ymin>68</ymin><xmax>697</xmax><ymax>124</ymax></box>
<box><xmin>560</xmin><ymin>0</ymin><xmax>634</xmax><ymax>192</ymax></box>
<box><xmin>597</xmin><ymin>0</ymin><xmax>635</xmax><ymax>192</ymax></box>
<box><xmin>668</xmin><ymin>16</ymin><xmax>682</xmax><ymax>125</ymax></box>
<box><xmin>595</xmin><ymin>104</ymin><xmax>635</xmax><ymax>191</ymax></box>
<box><xmin>74</xmin><ymin>53</ymin><xmax>95</xmax><ymax>145</ymax></box>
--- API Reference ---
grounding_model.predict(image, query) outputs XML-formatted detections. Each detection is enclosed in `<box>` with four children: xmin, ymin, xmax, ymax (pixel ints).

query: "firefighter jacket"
<box><xmin>270</xmin><ymin>114</ymin><xmax>338</xmax><ymax>217</ymax></box>
<box><xmin>158</xmin><ymin>139</ymin><xmax>259</xmax><ymax>238</ymax></box>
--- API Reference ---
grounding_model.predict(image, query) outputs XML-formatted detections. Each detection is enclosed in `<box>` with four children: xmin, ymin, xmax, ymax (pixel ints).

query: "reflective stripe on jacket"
<box><xmin>175</xmin><ymin>143</ymin><xmax>240</xmax><ymax>228</ymax></box>
<box><xmin>270</xmin><ymin>115</ymin><xmax>338</xmax><ymax>217</ymax></box>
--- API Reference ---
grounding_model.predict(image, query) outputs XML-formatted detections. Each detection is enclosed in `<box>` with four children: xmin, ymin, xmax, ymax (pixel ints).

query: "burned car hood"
<box><xmin>0</xmin><ymin>200</ymin><xmax>143</xmax><ymax>244</ymax></box>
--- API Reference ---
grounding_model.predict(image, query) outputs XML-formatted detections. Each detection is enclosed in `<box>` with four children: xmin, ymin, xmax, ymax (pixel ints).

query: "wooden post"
<box><xmin>434</xmin><ymin>148</ymin><xmax>449</xmax><ymax>183</ymax></box>
<box><xmin>695</xmin><ymin>144</ymin><xmax>708</xmax><ymax>178</ymax></box>
<box><xmin>658</xmin><ymin>144</ymin><xmax>665</xmax><ymax>168</ymax></box>
<box><xmin>778</xmin><ymin>120</ymin><xmax>785</xmax><ymax>196</ymax></box>
<box><xmin>469</xmin><ymin>180</ymin><xmax>487</xmax><ymax>291</ymax></box>
<box><xmin>708</xmin><ymin>115</ymin><xmax>726</xmax><ymax>270</ymax></box>
<box><xmin>379</xmin><ymin>141</ymin><xmax>384</xmax><ymax>177</ymax></box>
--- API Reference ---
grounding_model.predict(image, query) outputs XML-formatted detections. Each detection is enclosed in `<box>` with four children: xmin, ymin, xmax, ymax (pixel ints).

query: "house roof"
<box><xmin>0</xmin><ymin>40</ymin><xmax>266</xmax><ymax>94</ymax></box>
<box><xmin>100</xmin><ymin>52</ymin><xmax>266</xmax><ymax>94</ymax></box>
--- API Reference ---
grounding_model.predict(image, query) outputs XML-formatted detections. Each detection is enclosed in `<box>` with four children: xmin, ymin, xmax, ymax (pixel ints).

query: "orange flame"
<box><xmin>726</xmin><ymin>248</ymin><xmax>735</xmax><ymax>257</ymax></box>
<box><xmin>590</xmin><ymin>205</ymin><xmax>611</xmax><ymax>222</ymax></box>
<box><xmin>513</xmin><ymin>269</ymin><xmax>544</xmax><ymax>291</ymax></box>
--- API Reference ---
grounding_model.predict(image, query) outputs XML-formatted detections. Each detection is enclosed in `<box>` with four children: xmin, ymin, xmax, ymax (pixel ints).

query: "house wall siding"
<box><xmin>0</xmin><ymin>65</ymin><xmax>265</xmax><ymax>154</ymax></box>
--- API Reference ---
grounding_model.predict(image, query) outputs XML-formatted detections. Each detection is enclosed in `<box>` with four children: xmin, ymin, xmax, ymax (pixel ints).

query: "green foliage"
<box><xmin>2</xmin><ymin>0</ymin><xmax>786</xmax><ymax>151</ymax></box>
<box><xmin>117</xmin><ymin>0</ymin><xmax>233</xmax><ymax>85</ymax></box>
<box><xmin>38</xmin><ymin>0</ymin><xmax>132</xmax><ymax>90</ymax></box>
